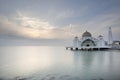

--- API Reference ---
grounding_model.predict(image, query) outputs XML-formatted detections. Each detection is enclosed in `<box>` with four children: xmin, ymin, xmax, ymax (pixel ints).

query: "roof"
<box><xmin>82</xmin><ymin>31</ymin><xmax>92</xmax><ymax>37</ymax></box>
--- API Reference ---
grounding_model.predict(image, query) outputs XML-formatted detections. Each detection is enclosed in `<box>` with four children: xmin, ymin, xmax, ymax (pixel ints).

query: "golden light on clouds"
<box><xmin>21</xmin><ymin>28</ymin><xmax>54</xmax><ymax>39</ymax></box>
<box><xmin>3</xmin><ymin>11</ymin><xmax>120</xmax><ymax>40</ymax></box>
<box><xmin>21</xmin><ymin>28</ymin><xmax>40</xmax><ymax>38</ymax></box>
<box><xmin>16</xmin><ymin>12</ymin><xmax>57</xmax><ymax>39</ymax></box>
<box><xmin>0</xmin><ymin>11</ymin><xmax>78</xmax><ymax>40</ymax></box>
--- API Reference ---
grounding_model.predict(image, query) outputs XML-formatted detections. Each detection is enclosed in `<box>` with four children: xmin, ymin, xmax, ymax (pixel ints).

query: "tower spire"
<box><xmin>108</xmin><ymin>27</ymin><xmax>113</xmax><ymax>44</ymax></box>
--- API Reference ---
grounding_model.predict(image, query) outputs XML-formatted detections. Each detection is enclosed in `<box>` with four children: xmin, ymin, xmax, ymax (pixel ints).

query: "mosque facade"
<box><xmin>66</xmin><ymin>27</ymin><xmax>120</xmax><ymax>50</ymax></box>
<box><xmin>72</xmin><ymin>31</ymin><xmax>109</xmax><ymax>50</ymax></box>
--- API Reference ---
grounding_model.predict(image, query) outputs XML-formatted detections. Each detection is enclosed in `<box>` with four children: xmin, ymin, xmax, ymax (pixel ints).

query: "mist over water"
<box><xmin>0</xmin><ymin>46</ymin><xmax>120</xmax><ymax>80</ymax></box>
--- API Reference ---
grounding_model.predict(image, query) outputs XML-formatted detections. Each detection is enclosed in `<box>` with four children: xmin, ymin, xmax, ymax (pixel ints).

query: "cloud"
<box><xmin>0</xmin><ymin>12</ymin><xmax>73</xmax><ymax>45</ymax></box>
<box><xmin>0</xmin><ymin>12</ymin><xmax>74</xmax><ymax>40</ymax></box>
<box><xmin>0</xmin><ymin>16</ymin><xmax>21</xmax><ymax>37</ymax></box>
<box><xmin>0</xmin><ymin>8</ymin><xmax>120</xmax><ymax>44</ymax></box>
<box><xmin>0</xmin><ymin>0</ymin><xmax>120</xmax><ymax>46</ymax></box>
<box><xmin>52</xmin><ymin>9</ymin><xmax>120</xmax><ymax>41</ymax></box>
<box><xmin>70</xmin><ymin>10</ymin><xmax>120</xmax><ymax>40</ymax></box>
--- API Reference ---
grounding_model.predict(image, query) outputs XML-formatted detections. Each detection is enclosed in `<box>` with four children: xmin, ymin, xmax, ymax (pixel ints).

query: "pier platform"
<box><xmin>66</xmin><ymin>46</ymin><xmax>111</xmax><ymax>51</ymax></box>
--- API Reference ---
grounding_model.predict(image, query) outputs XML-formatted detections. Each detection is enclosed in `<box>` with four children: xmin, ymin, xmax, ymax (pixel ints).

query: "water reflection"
<box><xmin>0</xmin><ymin>46</ymin><xmax>120</xmax><ymax>80</ymax></box>
<box><xmin>72</xmin><ymin>50</ymin><xmax>120</xmax><ymax>80</ymax></box>
<box><xmin>0</xmin><ymin>46</ymin><xmax>74</xmax><ymax>79</ymax></box>
<box><xmin>73</xmin><ymin>51</ymin><xmax>114</xmax><ymax>68</ymax></box>
<box><xmin>73</xmin><ymin>51</ymin><xmax>96</xmax><ymax>67</ymax></box>
<box><xmin>0</xmin><ymin>46</ymin><xmax>55</xmax><ymax>79</ymax></box>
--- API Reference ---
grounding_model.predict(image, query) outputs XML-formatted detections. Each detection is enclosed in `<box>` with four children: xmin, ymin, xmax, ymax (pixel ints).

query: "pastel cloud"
<box><xmin>0</xmin><ymin>12</ymin><xmax>74</xmax><ymax>40</ymax></box>
<box><xmin>0</xmin><ymin>10</ymin><xmax>120</xmax><ymax>41</ymax></box>
<box><xmin>0</xmin><ymin>0</ymin><xmax>120</xmax><ymax>45</ymax></box>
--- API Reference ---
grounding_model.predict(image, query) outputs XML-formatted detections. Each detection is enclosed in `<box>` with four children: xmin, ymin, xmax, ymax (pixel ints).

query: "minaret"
<box><xmin>73</xmin><ymin>36</ymin><xmax>79</xmax><ymax>48</ymax></box>
<box><xmin>108</xmin><ymin>27</ymin><xmax>113</xmax><ymax>44</ymax></box>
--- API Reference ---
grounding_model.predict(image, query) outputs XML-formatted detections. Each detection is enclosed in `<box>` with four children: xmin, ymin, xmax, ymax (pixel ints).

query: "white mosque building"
<box><xmin>66</xmin><ymin>27</ymin><xmax>116</xmax><ymax>50</ymax></box>
<box><xmin>72</xmin><ymin>31</ymin><xmax>110</xmax><ymax>50</ymax></box>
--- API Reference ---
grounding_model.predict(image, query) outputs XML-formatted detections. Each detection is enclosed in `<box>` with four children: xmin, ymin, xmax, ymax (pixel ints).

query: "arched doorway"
<box><xmin>81</xmin><ymin>39</ymin><xmax>96</xmax><ymax>47</ymax></box>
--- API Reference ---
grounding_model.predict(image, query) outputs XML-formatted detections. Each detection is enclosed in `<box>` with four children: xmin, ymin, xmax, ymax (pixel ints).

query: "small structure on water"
<box><xmin>66</xmin><ymin>27</ymin><xmax>120</xmax><ymax>51</ymax></box>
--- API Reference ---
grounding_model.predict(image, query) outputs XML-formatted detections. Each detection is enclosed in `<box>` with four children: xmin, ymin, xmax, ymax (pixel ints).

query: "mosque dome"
<box><xmin>82</xmin><ymin>31</ymin><xmax>92</xmax><ymax>37</ymax></box>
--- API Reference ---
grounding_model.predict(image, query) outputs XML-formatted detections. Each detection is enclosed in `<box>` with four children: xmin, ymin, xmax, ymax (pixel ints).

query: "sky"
<box><xmin>0</xmin><ymin>0</ymin><xmax>120</xmax><ymax>46</ymax></box>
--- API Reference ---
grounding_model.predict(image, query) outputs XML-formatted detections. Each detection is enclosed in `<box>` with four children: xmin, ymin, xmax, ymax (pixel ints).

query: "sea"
<box><xmin>0</xmin><ymin>46</ymin><xmax>120</xmax><ymax>80</ymax></box>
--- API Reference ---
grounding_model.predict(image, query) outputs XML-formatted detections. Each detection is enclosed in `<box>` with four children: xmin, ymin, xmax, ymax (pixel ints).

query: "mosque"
<box><xmin>66</xmin><ymin>27</ymin><xmax>120</xmax><ymax>50</ymax></box>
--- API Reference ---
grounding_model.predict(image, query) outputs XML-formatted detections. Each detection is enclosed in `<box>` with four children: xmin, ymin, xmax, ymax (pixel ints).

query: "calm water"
<box><xmin>0</xmin><ymin>46</ymin><xmax>120</xmax><ymax>80</ymax></box>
